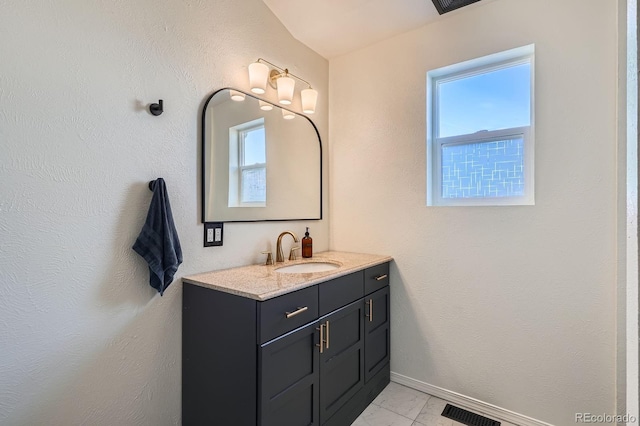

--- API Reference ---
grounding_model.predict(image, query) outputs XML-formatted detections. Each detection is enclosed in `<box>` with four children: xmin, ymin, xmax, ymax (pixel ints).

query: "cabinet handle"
<box><xmin>365</xmin><ymin>299</ymin><xmax>373</xmax><ymax>322</ymax></box>
<box><xmin>325</xmin><ymin>321</ymin><xmax>330</xmax><ymax>349</ymax></box>
<box><xmin>316</xmin><ymin>324</ymin><xmax>324</xmax><ymax>353</ymax></box>
<box><xmin>374</xmin><ymin>274</ymin><xmax>388</xmax><ymax>281</ymax></box>
<box><xmin>285</xmin><ymin>306</ymin><xmax>308</xmax><ymax>319</ymax></box>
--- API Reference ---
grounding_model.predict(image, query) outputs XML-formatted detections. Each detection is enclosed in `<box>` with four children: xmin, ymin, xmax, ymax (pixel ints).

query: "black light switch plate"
<box><xmin>204</xmin><ymin>222</ymin><xmax>223</xmax><ymax>247</ymax></box>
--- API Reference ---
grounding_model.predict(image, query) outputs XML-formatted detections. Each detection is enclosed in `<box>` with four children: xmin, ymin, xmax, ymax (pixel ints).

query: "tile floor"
<box><xmin>351</xmin><ymin>382</ymin><xmax>519</xmax><ymax>426</ymax></box>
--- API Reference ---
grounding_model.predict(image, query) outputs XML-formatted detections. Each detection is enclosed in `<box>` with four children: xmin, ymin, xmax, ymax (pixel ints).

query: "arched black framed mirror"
<box><xmin>202</xmin><ymin>88</ymin><xmax>322</xmax><ymax>222</ymax></box>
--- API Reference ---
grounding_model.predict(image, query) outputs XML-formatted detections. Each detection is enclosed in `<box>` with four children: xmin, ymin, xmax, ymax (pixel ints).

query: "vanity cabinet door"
<box><xmin>364</xmin><ymin>286</ymin><xmax>390</xmax><ymax>383</ymax></box>
<box><xmin>319</xmin><ymin>299</ymin><xmax>365</xmax><ymax>424</ymax></box>
<box><xmin>259</xmin><ymin>321</ymin><xmax>320</xmax><ymax>426</ymax></box>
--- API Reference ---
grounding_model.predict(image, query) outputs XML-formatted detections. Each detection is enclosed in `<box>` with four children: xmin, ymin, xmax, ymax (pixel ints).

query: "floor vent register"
<box><xmin>441</xmin><ymin>404</ymin><xmax>501</xmax><ymax>426</ymax></box>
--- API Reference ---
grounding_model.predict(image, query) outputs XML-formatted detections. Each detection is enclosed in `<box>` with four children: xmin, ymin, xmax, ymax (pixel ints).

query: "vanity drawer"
<box><xmin>319</xmin><ymin>271</ymin><xmax>364</xmax><ymax>316</ymax></box>
<box><xmin>364</xmin><ymin>263</ymin><xmax>389</xmax><ymax>295</ymax></box>
<box><xmin>258</xmin><ymin>286</ymin><xmax>319</xmax><ymax>344</ymax></box>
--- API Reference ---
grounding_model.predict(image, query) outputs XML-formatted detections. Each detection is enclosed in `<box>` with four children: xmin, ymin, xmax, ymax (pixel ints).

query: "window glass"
<box><xmin>242</xmin><ymin>127</ymin><xmax>266</xmax><ymax>165</ymax></box>
<box><xmin>437</xmin><ymin>63</ymin><xmax>531</xmax><ymax>138</ymax></box>
<box><xmin>441</xmin><ymin>137</ymin><xmax>525</xmax><ymax>199</ymax></box>
<box><xmin>241</xmin><ymin>168</ymin><xmax>266</xmax><ymax>203</ymax></box>
<box><xmin>239</xmin><ymin>125</ymin><xmax>266</xmax><ymax>204</ymax></box>
<box><xmin>427</xmin><ymin>45</ymin><xmax>534</xmax><ymax>206</ymax></box>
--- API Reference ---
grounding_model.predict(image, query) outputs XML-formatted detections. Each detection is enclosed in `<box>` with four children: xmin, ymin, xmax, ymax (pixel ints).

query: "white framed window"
<box><xmin>427</xmin><ymin>44</ymin><xmax>535</xmax><ymax>206</ymax></box>
<box><xmin>229</xmin><ymin>119</ymin><xmax>266</xmax><ymax>207</ymax></box>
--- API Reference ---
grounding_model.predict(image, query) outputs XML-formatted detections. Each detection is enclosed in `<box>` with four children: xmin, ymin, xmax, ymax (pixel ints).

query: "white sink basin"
<box><xmin>275</xmin><ymin>262</ymin><xmax>340</xmax><ymax>274</ymax></box>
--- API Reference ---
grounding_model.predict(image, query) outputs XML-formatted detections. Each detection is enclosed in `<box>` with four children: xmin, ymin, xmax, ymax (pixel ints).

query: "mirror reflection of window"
<box><xmin>240</xmin><ymin>125</ymin><xmax>266</xmax><ymax>204</ymax></box>
<box><xmin>228</xmin><ymin>118</ymin><xmax>267</xmax><ymax>207</ymax></box>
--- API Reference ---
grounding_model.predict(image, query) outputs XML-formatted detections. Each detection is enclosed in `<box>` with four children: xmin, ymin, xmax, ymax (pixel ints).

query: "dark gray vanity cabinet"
<box><xmin>364</xmin><ymin>286</ymin><xmax>390</xmax><ymax>383</ymax></box>
<box><xmin>182</xmin><ymin>262</ymin><xmax>390</xmax><ymax>426</ymax></box>
<box><xmin>319</xmin><ymin>299</ymin><xmax>365</xmax><ymax>423</ymax></box>
<box><xmin>259</xmin><ymin>321</ymin><xmax>321</xmax><ymax>426</ymax></box>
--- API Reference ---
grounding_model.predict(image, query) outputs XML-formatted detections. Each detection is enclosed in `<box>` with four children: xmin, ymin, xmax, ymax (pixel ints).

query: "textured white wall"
<box><xmin>0</xmin><ymin>0</ymin><xmax>328</xmax><ymax>424</ymax></box>
<box><xmin>329</xmin><ymin>0</ymin><xmax>617</xmax><ymax>424</ymax></box>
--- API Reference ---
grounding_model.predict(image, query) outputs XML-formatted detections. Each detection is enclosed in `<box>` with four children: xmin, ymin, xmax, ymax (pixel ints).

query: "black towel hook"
<box><xmin>148</xmin><ymin>178</ymin><xmax>164</xmax><ymax>191</ymax></box>
<box><xmin>149</xmin><ymin>99</ymin><xmax>163</xmax><ymax>116</ymax></box>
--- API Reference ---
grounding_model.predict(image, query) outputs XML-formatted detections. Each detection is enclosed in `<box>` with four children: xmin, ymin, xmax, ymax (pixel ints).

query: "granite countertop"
<box><xmin>182</xmin><ymin>251</ymin><xmax>392</xmax><ymax>301</ymax></box>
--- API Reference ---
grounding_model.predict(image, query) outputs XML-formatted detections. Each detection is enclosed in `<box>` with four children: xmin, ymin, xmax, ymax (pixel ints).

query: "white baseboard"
<box><xmin>390</xmin><ymin>372</ymin><xmax>555</xmax><ymax>426</ymax></box>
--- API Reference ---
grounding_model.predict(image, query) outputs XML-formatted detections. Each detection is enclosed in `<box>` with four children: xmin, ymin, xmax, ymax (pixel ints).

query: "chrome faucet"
<box><xmin>276</xmin><ymin>231</ymin><xmax>299</xmax><ymax>263</ymax></box>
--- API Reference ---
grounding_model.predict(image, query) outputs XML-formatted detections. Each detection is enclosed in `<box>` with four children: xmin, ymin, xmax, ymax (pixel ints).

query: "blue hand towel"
<box><xmin>132</xmin><ymin>178</ymin><xmax>183</xmax><ymax>296</ymax></box>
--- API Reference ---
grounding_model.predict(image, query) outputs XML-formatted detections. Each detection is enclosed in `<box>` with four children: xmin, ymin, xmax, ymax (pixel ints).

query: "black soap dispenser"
<box><xmin>302</xmin><ymin>227</ymin><xmax>313</xmax><ymax>258</ymax></box>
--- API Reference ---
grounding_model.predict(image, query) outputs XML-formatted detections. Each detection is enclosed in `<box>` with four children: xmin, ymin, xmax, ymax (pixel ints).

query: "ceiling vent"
<box><xmin>431</xmin><ymin>0</ymin><xmax>481</xmax><ymax>14</ymax></box>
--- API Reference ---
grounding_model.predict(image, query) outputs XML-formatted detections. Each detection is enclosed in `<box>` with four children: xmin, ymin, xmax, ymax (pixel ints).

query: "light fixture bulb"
<box><xmin>301</xmin><ymin>88</ymin><xmax>318</xmax><ymax>114</ymax></box>
<box><xmin>229</xmin><ymin>90</ymin><xmax>245</xmax><ymax>101</ymax></box>
<box><xmin>276</xmin><ymin>75</ymin><xmax>295</xmax><ymax>105</ymax></box>
<box><xmin>258</xmin><ymin>100</ymin><xmax>273</xmax><ymax>111</ymax></box>
<box><xmin>248</xmin><ymin>62</ymin><xmax>269</xmax><ymax>94</ymax></box>
<box><xmin>282</xmin><ymin>109</ymin><xmax>295</xmax><ymax>120</ymax></box>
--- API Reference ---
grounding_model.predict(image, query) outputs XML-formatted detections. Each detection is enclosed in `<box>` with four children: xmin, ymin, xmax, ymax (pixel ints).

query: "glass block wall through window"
<box><xmin>441</xmin><ymin>138</ymin><xmax>524</xmax><ymax>199</ymax></box>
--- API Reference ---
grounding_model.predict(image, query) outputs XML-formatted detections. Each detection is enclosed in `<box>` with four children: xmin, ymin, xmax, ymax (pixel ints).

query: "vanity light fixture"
<box><xmin>258</xmin><ymin>100</ymin><xmax>273</xmax><ymax>111</ymax></box>
<box><xmin>301</xmin><ymin>88</ymin><xmax>318</xmax><ymax>114</ymax></box>
<box><xmin>277</xmin><ymin>74</ymin><xmax>295</xmax><ymax>105</ymax></box>
<box><xmin>281</xmin><ymin>109</ymin><xmax>295</xmax><ymax>120</ymax></box>
<box><xmin>248</xmin><ymin>62</ymin><xmax>269</xmax><ymax>94</ymax></box>
<box><xmin>248</xmin><ymin>58</ymin><xmax>318</xmax><ymax>114</ymax></box>
<box><xmin>229</xmin><ymin>90</ymin><xmax>246</xmax><ymax>101</ymax></box>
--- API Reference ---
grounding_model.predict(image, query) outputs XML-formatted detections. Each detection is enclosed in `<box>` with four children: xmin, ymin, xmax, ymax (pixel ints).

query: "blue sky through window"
<box><xmin>437</xmin><ymin>63</ymin><xmax>531</xmax><ymax>138</ymax></box>
<box><xmin>242</xmin><ymin>127</ymin><xmax>266</xmax><ymax>165</ymax></box>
